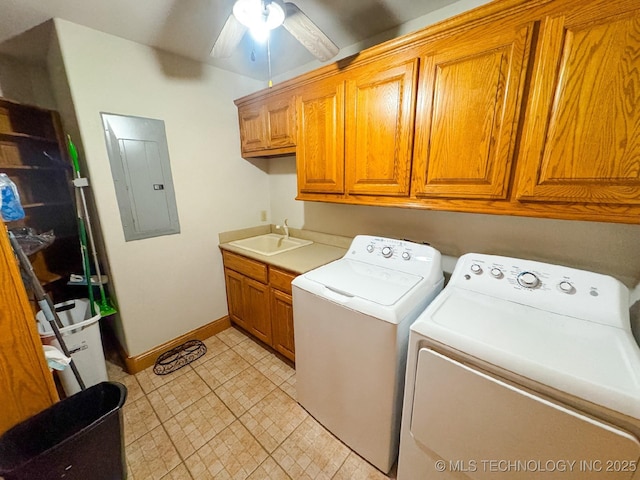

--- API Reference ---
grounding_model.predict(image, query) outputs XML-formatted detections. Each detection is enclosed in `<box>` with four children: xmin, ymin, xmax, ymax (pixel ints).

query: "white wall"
<box><xmin>273</xmin><ymin>0</ymin><xmax>493</xmax><ymax>84</ymax></box>
<box><xmin>0</xmin><ymin>55</ymin><xmax>56</xmax><ymax>109</ymax></box>
<box><xmin>53</xmin><ymin>19</ymin><xmax>267</xmax><ymax>356</ymax></box>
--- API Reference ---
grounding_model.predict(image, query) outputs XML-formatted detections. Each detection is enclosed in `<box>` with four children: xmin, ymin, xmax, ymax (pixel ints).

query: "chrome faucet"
<box><xmin>276</xmin><ymin>218</ymin><xmax>289</xmax><ymax>239</ymax></box>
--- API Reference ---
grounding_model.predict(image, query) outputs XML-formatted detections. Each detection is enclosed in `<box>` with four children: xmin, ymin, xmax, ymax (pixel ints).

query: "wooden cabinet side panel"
<box><xmin>412</xmin><ymin>22</ymin><xmax>534</xmax><ymax>200</ymax></box>
<box><xmin>296</xmin><ymin>81</ymin><xmax>345</xmax><ymax>194</ymax></box>
<box><xmin>516</xmin><ymin>9</ymin><xmax>640</xmax><ymax>204</ymax></box>
<box><xmin>0</xmin><ymin>228</ymin><xmax>58</xmax><ymax>435</ymax></box>
<box><xmin>270</xmin><ymin>289</ymin><xmax>295</xmax><ymax>361</ymax></box>
<box><xmin>345</xmin><ymin>60</ymin><xmax>418</xmax><ymax>196</ymax></box>
<box><xmin>244</xmin><ymin>277</ymin><xmax>272</xmax><ymax>345</ymax></box>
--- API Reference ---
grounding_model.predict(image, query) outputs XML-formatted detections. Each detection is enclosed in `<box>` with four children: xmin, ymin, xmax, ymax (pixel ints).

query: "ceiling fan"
<box><xmin>211</xmin><ymin>0</ymin><xmax>339</xmax><ymax>62</ymax></box>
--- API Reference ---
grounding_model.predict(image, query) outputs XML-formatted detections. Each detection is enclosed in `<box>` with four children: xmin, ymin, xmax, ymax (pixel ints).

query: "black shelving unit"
<box><xmin>0</xmin><ymin>97</ymin><xmax>82</xmax><ymax>305</ymax></box>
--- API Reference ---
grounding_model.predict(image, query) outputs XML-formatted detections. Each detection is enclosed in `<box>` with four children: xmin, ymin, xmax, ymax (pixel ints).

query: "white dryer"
<box><xmin>292</xmin><ymin>235</ymin><xmax>444</xmax><ymax>473</ymax></box>
<box><xmin>398</xmin><ymin>253</ymin><xmax>640</xmax><ymax>479</ymax></box>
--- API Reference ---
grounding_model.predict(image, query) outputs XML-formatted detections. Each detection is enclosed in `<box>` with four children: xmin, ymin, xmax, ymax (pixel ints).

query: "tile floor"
<box><xmin>108</xmin><ymin>326</ymin><xmax>396</xmax><ymax>480</ymax></box>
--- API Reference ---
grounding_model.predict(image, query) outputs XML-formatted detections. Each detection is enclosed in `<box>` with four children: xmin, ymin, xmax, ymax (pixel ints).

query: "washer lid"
<box><xmin>413</xmin><ymin>288</ymin><xmax>640</xmax><ymax>419</ymax></box>
<box><xmin>302</xmin><ymin>258</ymin><xmax>423</xmax><ymax>306</ymax></box>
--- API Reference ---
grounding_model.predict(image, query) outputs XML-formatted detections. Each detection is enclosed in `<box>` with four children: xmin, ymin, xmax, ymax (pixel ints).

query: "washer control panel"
<box><xmin>453</xmin><ymin>253</ymin><xmax>629</xmax><ymax>329</ymax></box>
<box><xmin>347</xmin><ymin>235</ymin><xmax>441</xmax><ymax>276</ymax></box>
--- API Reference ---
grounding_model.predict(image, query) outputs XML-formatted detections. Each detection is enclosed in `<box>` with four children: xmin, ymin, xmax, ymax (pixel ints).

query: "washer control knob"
<box><xmin>558</xmin><ymin>281</ymin><xmax>575</xmax><ymax>294</ymax></box>
<box><xmin>470</xmin><ymin>264</ymin><xmax>483</xmax><ymax>275</ymax></box>
<box><xmin>517</xmin><ymin>271</ymin><xmax>540</xmax><ymax>289</ymax></box>
<box><xmin>381</xmin><ymin>246</ymin><xmax>393</xmax><ymax>258</ymax></box>
<box><xmin>366</xmin><ymin>244</ymin><xmax>374</xmax><ymax>253</ymax></box>
<box><xmin>402</xmin><ymin>251</ymin><xmax>411</xmax><ymax>261</ymax></box>
<box><xmin>490</xmin><ymin>268</ymin><xmax>503</xmax><ymax>279</ymax></box>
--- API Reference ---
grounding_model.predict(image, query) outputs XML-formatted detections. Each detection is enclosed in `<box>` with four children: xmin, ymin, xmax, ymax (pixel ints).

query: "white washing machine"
<box><xmin>398</xmin><ymin>253</ymin><xmax>640</xmax><ymax>479</ymax></box>
<box><xmin>292</xmin><ymin>235</ymin><xmax>444</xmax><ymax>473</ymax></box>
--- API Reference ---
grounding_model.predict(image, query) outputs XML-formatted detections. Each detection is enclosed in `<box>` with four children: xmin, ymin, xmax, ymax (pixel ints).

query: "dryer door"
<box><xmin>410</xmin><ymin>348</ymin><xmax>640</xmax><ymax>479</ymax></box>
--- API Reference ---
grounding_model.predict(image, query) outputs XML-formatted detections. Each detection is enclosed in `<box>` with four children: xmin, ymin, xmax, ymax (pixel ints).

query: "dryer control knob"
<box><xmin>517</xmin><ymin>271</ymin><xmax>540</xmax><ymax>289</ymax></box>
<box><xmin>558</xmin><ymin>281</ymin><xmax>575</xmax><ymax>294</ymax></box>
<box><xmin>381</xmin><ymin>246</ymin><xmax>393</xmax><ymax>258</ymax></box>
<box><xmin>470</xmin><ymin>264</ymin><xmax>483</xmax><ymax>275</ymax></box>
<box><xmin>402</xmin><ymin>251</ymin><xmax>411</xmax><ymax>260</ymax></box>
<box><xmin>366</xmin><ymin>244</ymin><xmax>374</xmax><ymax>253</ymax></box>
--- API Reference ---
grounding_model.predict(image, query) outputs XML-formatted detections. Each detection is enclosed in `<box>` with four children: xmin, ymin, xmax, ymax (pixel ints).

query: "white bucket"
<box><xmin>37</xmin><ymin>298</ymin><xmax>108</xmax><ymax>396</ymax></box>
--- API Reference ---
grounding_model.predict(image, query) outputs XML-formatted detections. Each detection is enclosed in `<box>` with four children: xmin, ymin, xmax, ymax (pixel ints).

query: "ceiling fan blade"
<box><xmin>211</xmin><ymin>14</ymin><xmax>247</xmax><ymax>58</ymax></box>
<box><xmin>282</xmin><ymin>2</ymin><xmax>339</xmax><ymax>62</ymax></box>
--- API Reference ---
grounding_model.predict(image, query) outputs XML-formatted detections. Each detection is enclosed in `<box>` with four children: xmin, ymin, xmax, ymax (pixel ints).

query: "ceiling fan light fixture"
<box><xmin>232</xmin><ymin>0</ymin><xmax>285</xmax><ymax>42</ymax></box>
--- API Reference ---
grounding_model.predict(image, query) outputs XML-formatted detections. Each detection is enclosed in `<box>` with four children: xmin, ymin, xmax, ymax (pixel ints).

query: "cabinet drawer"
<box><xmin>222</xmin><ymin>250</ymin><xmax>268</xmax><ymax>283</ymax></box>
<box><xmin>270</xmin><ymin>267</ymin><xmax>296</xmax><ymax>295</ymax></box>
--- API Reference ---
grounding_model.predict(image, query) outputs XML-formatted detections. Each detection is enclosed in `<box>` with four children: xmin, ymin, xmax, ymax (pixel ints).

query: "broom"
<box><xmin>67</xmin><ymin>135</ymin><xmax>117</xmax><ymax>317</ymax></box>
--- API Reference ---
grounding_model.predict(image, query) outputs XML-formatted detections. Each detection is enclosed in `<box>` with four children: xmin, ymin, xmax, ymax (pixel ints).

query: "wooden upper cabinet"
<box><xmin>296</xmin><ymin>78</ymin><xmax>345</xmax><ymax>195</ymax></box>
<box><xmin>266</xmin><ymin>94</ymin><xmax>296</xmax><ymax>149</ymax></box>
<box><xmin>345</xmin><ymin>59</ymin><xmax>418</xmax><ymax>196</ymax></box>
<box><xmin>238</xmin><ymin>102</ymin><xmax>268</xmax><ymax>153</ymax></box>
<box><xmin>411</xmin><ymin>20</ymin><xmax>535</xmax><ymax>200</ymax></box>
<box><xmin>234</xmin><ymin>0</ymin><xmax>640</xmax><ymax>223</ymax></box>
<box><xmin>516</xmin><ymin>4</ymin><xmax>640</xmax><ymax>206</ymax></box>
<box><xmin>237</xmin><ymin>93</ymin><xmax>295</xmax><ymax>158</ymax></box>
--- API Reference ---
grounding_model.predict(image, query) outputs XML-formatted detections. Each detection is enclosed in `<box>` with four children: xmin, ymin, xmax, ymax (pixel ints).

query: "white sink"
<box><xmin>229</xmin><ymin>233</ymin><xmax>313</xmax><ymax>256</ymax></box>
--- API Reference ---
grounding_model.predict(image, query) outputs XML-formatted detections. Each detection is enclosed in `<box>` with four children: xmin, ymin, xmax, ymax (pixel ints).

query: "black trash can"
<box><xmin>0</xmin><ymin>381</ymin><xmax>127</xmax><ymax>480</ymax></box>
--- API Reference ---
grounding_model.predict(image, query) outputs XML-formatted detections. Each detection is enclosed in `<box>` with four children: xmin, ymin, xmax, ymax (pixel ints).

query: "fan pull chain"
<box><xmin>267</xmin><ymin>36</ymin><xmax>273</xmax><ymax>88</ymax></box>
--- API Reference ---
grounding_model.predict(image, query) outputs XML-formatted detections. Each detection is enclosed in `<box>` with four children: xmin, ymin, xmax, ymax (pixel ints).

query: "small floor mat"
<box><xmin>153</xmin><ymin>340</ymin><xmax>207</xmax><ymax>375</ymax></box>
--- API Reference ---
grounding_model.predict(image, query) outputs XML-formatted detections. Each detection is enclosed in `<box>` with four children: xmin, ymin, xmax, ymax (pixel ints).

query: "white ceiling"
<box><xmin>0</xmin><ymin>0</ymin><xmax>456</xmax><ymax>80</ymax></box>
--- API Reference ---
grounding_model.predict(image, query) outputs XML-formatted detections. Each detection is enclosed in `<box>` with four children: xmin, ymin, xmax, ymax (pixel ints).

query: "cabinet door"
<box><xmin>296</xmin><ymin>79</ymin><xmax>345</xmax><ymax>194</ymax></box>
<box><xmin>516</xmin><ymin>6</ymin><xmax>640</xmax><ymax>206</ymax></box>
<box><xmin>244</xmin><ymin>277</ymin><xmax>272</xmax><ymax>345</ymax></box>
<box><xmin>345</xmin><ymin>59</ymin><xmax>418</xmax><ymax>196</ymax></box>
<box><xmin>411</xmin><ymin>21</ymin><xmax>535</xmax><ymax>200</ymax></box>
<box><xmin>238</xmin><ymin>103</ymin><xmax>268</xmax><ymax>153</ymax></box>
<box><xmin>224</xmin><ymin>268</ymin><xmax>246</xmax><ymax>330</ymax></box>
<box><xmin>266</xmin><ymin>94</ymin><xmax>296</xmax><ymax>149</ymax></box>
<box><xmin>270</xmin><ymin>288</ymin><xmax>295</xmax><ymax>361</ymax></box>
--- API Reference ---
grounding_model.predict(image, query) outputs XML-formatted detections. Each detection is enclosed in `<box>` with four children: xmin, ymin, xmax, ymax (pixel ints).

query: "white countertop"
<box><xmin>218</xmin><ymin>225</ymin><xmax>350</xmax><ymax>274</ymax></box>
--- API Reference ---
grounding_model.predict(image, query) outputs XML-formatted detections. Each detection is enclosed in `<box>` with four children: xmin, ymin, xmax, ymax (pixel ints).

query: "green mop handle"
<box><xmin>68</xmin><ymin>135</ymin><xmax>96</xmax><ymax>316</ymax></box>
<box><xmin>67</xmin><ymin>134</ymin><xmax>81</xmax><ymax>176</ymax></box>
<box><xmin>78</xmin><ymin>214</ymin><xmax>96</xmax><ymax>316</ymax></box>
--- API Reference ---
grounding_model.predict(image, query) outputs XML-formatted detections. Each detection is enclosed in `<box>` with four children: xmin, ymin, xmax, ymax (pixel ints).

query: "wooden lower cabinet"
<box><xmin>269</xmin><ymin>269</ymin><xmax>296</xmax><ymax>362</ymax></box>
<box><xmin>224</xmin><ymin>268</ymin><xmax>246</xmax><ymax>330</ymax></box>
<box><xmin>222</xmin><ymin>250</ymin><xmax>296</xmax><ymax>361</ymax></box>
<box><xmin>223</xmin><ymin>267</ymin><xmax>271</xmax><ymax>344</ymax></box>
<box><xmin>244</xmin><ymin>277</ymin><xmax>271</xmax><ymax>344</ymax></box>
